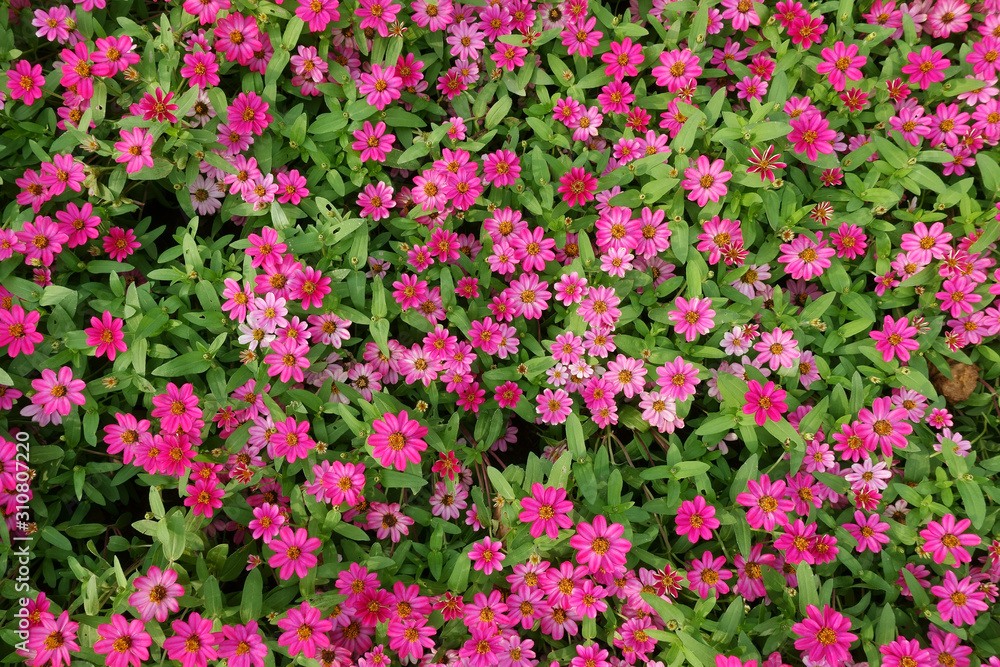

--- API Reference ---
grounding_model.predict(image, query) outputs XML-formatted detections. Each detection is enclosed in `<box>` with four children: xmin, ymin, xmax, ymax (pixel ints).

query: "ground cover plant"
<box><xmin>3</xmin><ymin>0</ymin><xmax>1000</xmax><ymax>665</ymax></box>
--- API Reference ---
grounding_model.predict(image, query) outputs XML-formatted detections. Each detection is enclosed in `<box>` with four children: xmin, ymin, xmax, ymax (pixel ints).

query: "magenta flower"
<box><xmin>856</xmin><ymin>396</ymin><xmax>912</xmax><ymax>457</ymax></box>
<box><xmin>84</xmin><ymin>311</ymin><xmax>127</xmax><ymax>361</ymax></box>
<box><xmin>359</xmin><ymin>64</ymin><xmax>402</xmax><ymax>110</ymax></box>
<box><xmin>681</xmin><ymin>155</ymin><xmax>731</xmax><ymax>207</ymax></box>
<box><xmin>901</xmin><ymin>46</ymin><xmax>950</xmax><ymax>90</ymax></box>
<box><xmin>0</xmin><ymin>305</ymin><xmax>44</xmax><ymax>358</ymax></box>
<box><xmin>352</xmin><ymin>120</ymin><xmax>395</xmax><ymax>163</ymax></box>
<box><xmin>184</xmin><ymin>478</ymin><xmax>225</xmax><ymax>517</ymax></box>
<box><xmin>687</xmin><ymin>551</ymin><xmax>732</xmax><ymax>598</ymax></box>
<box><xmin>569</xmin><ymin>515</ymin><xmax>631</xmax><ymax>574</ymax></box>
<box><xmin>844</xmin><ymin>510</ymin><xmax>891</xmax><ymax>553</ymax></box>
<box><xmin>17</xmin><ymin>216</ymin><xmax>68</xmax><ymax>267</ymax></box>
<box><xmin>469</xmin><ymin>536</ymin><xmax>506</xmax><ymax>575</ymax></box>
<box><xmin>6</xmin><ymin>60</ymin><xmax>46</xmax><ymax>106</ymax></box>
<box><xmin>40</xmin><ymin>153</ymin><xmax>85</xmax><ymax>196</ymax></box>
<box><xmin>870</xmin><ymin>315</ymin><xmax>920</xmax><ymax>363</ymax></box>
<box><xmin>736</xmin><ymin>474</ymin><xmax>794</xmax><ymax>531</ymax></box>
<box><xmin>557</xmin><ymin>167</ymin><xmax>598</xmax><ymax>208</ymax></box>
<box><xmin>930</xmin><ymin>570</ymin><xmax>989</xmax><ymax>626</ymax></box>
<box><xmin>27</xmin><ymin>611</ymin><xmax>79</xmax><ymax>667</ymax></box>
<box><xmin>815</xmin><ymin>41</ymin><xmax>866</xmax><ymax>91</ymax></box>
<box><xmin>919</xmin><ymin>514</ymin><xmax>981</xmax><ymax>566</ymax></box>
<box><xmin>114</xmin><ymin>128</ymin><xmax>154</xmax><ymax>174</ymax></box>
<box><xmin>675</xmin><ymin>496</ymin><xmax>720</xmax><ymax>543</ymax></box>
<box><xmin>652</xmin><ymin>48</ymin><xmax>702</xmax><ymax>92</ymax></box>
<box><xmin>536</xmin><ymin>387</ymin><xmax>573</xmax><ymax>424</ymax></box>
<box><xmin>128</xmin><ymin>565</ymin><xmax>184</xmax><ymax>622</ymax></box>
<box><xmin>667</xmin><ymin>296</ymin><xmax>716</xmax><ymax>342</ymax></box>
<box><xmin>753</xmin><ymin>327</ymin><xmax>800</xmax><ymax>370</ymax></box>
<box><xmin>792</xmin><ymin>605</ymin><xmax>857</xmax><ymax>667</ymax></box>
<box><xmin>601</xmin><ymin>38</ymin><xmax>643</xmax><ymax>80</ymax></box>
<box><xmin>743</xmin><ymin>380</ymin><xmax>788</xmax><ymax>426</ymax></box>
<box><xmin>94</xmin><ymin>614</ymin><xmax>152</xmax><ymax>667</ymax></box>
<box><xmin>277</xmin><ymin>601</ymin><xmax>332</xmax><ymax>658</ymax></box>
<box><xmin>217</xmin><ymin>621</ymin><xmax>268</xmax><ymax>667</ymax></box>
<box><xmin>788</xmin><ymin>112</ymin><xmax>836</xmax><ymax>161</ymax></box>
<box><xmin>356</xmin><ymin>0</ymin><xmax>400</xmax><ymax>37</ymax></box>
<box><xmin>162</xmin><ymin>612</ymin><xmax>218</xmax><ymax>667</ymax></box>
<box><xmin>879</xmin><ymin>637</ymin><xmax>933</xmax><ymax>667</ymax></box>
<box><xmin>31</xmin><ymin>366</ymin><xmax>86</xmax><ymax>417</ymax></box>
<box><xmin>368</xmin><ymin>410</ymin><xmax>429</xmax><ymax>471</ymax></box>
<box><xmin>358</xmin><ymin>181</ymin><xmax>396</xmax><ymax>221</ymax></box>
<box><xmin>268</xmin><ymin>526</ymin><xmax>321</xmax><ymax>580</ymax></box>
<box><xmin>778</xmin><ymin>231</ymin><xmax>835</xmax><ymax>280</ymax></box>
<box><xmin>519</xmin><ymin>484</ymin><xmax>574</xmax><ymax>539</ymax></box>
<box><xmin>936</xmin><ymin>276</ymin><xmax>981</xmax><ymax>318</ymax></box>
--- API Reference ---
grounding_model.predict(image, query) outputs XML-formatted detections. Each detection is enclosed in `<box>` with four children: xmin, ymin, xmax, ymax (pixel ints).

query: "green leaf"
<box><xmin>977</xmin><ymin>152</ymin><xmax>1000</xmax><ymax>193</ymax></box>
<box><xmin>956</xmin><ymin>480</ymin><xmax>985</xmax><ymax>529</ymax></box>
<box><xmin>797</xmin><ymin>562</ymin><xmax>819</xmax><ymax>614</ymax></box>
<box><xmin>241</xmin><ymin>568</ymin><xmax>263</xmax><ymax>623</ymax></box>
<box><xmin>487</xmin><ymin>466</ymin><xmax>515</xmax><ymax>499</ymax></box>
<box><xmin>485</xmin><ymin>96</ymin><xmax>512</xmax><ymax>130</ymax></box>
<box><xmin>130</xmin><ymin>158</ymin><xmax>174</xmax><ymax>181</ymax></box>
<box><xmin>152</xmin><ymin>351</ymin><xmax>212</xmax><ymax>377</ymax></box>
<box><xmin>566</xmin><ymin>412</ymin><xmax>586</xmax><ymax>459</ymax></box>
<box><xmin>380</xmin><ymin>470</ymin><xmax>429</xmax><ymax>491</ymax></box>
<box><xmin>41</xmin><ymin>526</ymin><xmax>72</xmax><ymax>551</ymax></box>
<box><xmin>161</xmin><ymin>511</ymin><xmax>187</xmax><ymax>561</ymax></box>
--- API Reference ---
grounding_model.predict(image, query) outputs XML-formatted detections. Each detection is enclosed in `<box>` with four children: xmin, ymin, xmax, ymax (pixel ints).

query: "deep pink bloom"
<box><xmin>519</xmin><ymin>484</ymin><xmax>574</xmax><ymax>539</ymax></box>
<box><xmin>0</xmin><ymin>305</ymin><xmax>44</xmax><ymax>358</ymax></box>
<box><xmin>569</xmin><ymin>515</ymin><xmax>631</xmax><ymax>574</ymax></box>
<box><xmin>687</xmin><ymin>551</ymin><xmax>732</xmax><ymax>598</ymax></box>
<box><xmin>269</xmin><ymin>527</ymin><xmax>321</xmax><ymax>580</ymax></box>
<box><xmin>844</xmin><ymin>510</ymin><xmax>891</xmax><ymax>553</ymax></box>
<box><xmin>668</xmin><ymin>296</ymin><xmax>715</xmax><ymax>342</ymax></box>
<box><xmin>792</xmin><ymin>605</ymin><xmax>857</xmax><ymax>667</ymax></box>
<box><xmin>682</xmin><ymin>155</ymin><xmax>731</xmax><ymax>207</ymax></box>
<box><xmin>558</xmin><ymin>167</ymin><xmax>598</xmax><ymax>207</ymax></box>
<box><xmin>743</xmin><ymin>380</ymin><xmax>788</xmax><ymax>426</ymax></box>
<box><xmin>6</xmin><ymin>60</ymin><xmax>46</xmax><ymax>106</ymax></box>
<box><xmin>84</xmin><ymin>311</ymin><xmax>127</xmax><ymax>361</ymax></box>
<box><xmin>128</xmin><ymin>565</ymin><xmax>184</xmax><ymax>622</ymax></box>
<box><xmin>469</xmin><ymin>536</ymin><xmax>506</xmax><ymax>575</ymax></box>
<box><xmin>856</xmin><ymin>396</ymin><xmax>912</xmax><ymax>457</ymax></box>
<box><xmin>920</xmin><ymin>514</ymin><xmax>981</xmax><ymax>566</ymax></box>
<box><xmin>277</xmin><ymin>602</ymin><xmax>332</xmax><ymax>658</ymax></box>
<box><xmin>736</xmin><ymin>474</ymin><xmax>794</xmax><ymax>531</ymax></box>
<box><xmin>815</xmin><ymin>41</ymin><xmax>866</xmax><ymax>91</ymax></box>
<box><xmin>31</xmin><ymin>366</ymin><xmax>86</xmax><ymax>417</ymax></box>
<box><xmin>352</xmin><ymin>121</ymin><xmax>395</xmax><ymax>163</ymax></box>
<box><xmin>368</xmin><ymin>410</ymin><xmax>428</xmax><ymax>471</ymax></box>
<box><xmin>931</xmin><ymin>571</ymin><xmax>989</xmax><ymax>626</ymax></box>
<box><xmin>675</xmin><ymin>496</ymin><xmax>720</xmax><ymax>543</ymax></box>
<box><xmin>359</xmin><ymin>64</ymin><xmax>402</xmax><ymax>110</ymax></box>
<box><xmin>217</xmin><ymin>621</ymin><xmax>268</xmax><ymax>667</ymax></box>
<box><xmin>788</xmin><ymin>113</ymin><xmax>836</xmax><ymax>161</ymax></box>
<box><xmin>27</xmin><ymin>611</ymin><xmax>79</xmax><ymax>667</ymax></box>
<box><xmin>901</xmin><ymin>46</ymin><xmax>950</xmax><ymax>90</ymax></box>
<box><xmin>94</xmin><ymin>614</ymin><xmax>152</xmax><ymax>667</ymax></box>
<box><xmin>162</xmin><ymin>612</ymin><xmax>218</xmax><ymax>667</ymax></box>
<box><xmin>870</xmin><ymin>315</ymin><xmax>920</xmax><ymax>363</ymax></box>
<box><xmin>114</xmin><ymin>128</ymin><xmax>154</xmax><ymax>174</ymax></box>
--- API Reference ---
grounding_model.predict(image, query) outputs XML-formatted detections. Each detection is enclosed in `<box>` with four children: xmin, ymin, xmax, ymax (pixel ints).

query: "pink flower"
<box><xmin>296</xmin><ymin>0</ymin><xmax>341</xmax><ymax>31</ymax></box>
<box><xmin>31</xmin><ymin>367</ymin><xmax>85</xmax><ymax>417</ymax></box>
<box><xmin>558</xmin><ymin>167</ymin><xmax>598</xmax><ymax>208</ymax></box>
<box><xmin>181</xmin><ymin>51</ymin><xmax>220</xmax><ymax>88</ymax></box>
<box><xmin>482</xmin><ymin>149</ymin><xmax>521</xmax><ymax>187</ymax></box>
<box><xmin>736</xmin><ymin>474</ymin><xmax>793</xmax><ymax>531</ymax></box>
<box><xmin>788</xmin><ymin>112</ymin><xmax>836</xmax><ymax>161</ymax></box>
<box><xmin>569</xmin><ymin>515</ymin><xmax>631</xmax><ymax>574</ymax></box>
<box><xmin>656</xmin><ymin>358</ymin><xmax>700</xmax><ymax>401</ymax></box>
<box><xmin>743</xmin><ymin>380</ymin><xmax>788</xmax><ymax>426</ymax></box>
<box><xmin>268</xmin><ymin>526</ymin><xmax>321</xmax><ymax>580</ymax></box>
<box><xmin>128</xmin><ymin>565</ymin><xmax>184</xmax><ymax>622</ymax></box>
<box><xmin>276</xmin><ymin>170</ymin><xmax>309</xmax><ymax>205</ymax></box>
<box><xmin>227</xmin><ymin>92</ymin><xmax>271</xmax><ymax>136</ymax></box>
<box><xmin>6</xmin><ymin>60</ymin><xmax>46</xmax><ymax>106</ymax></box>
<box><xmin>28</xmin><ymin>611</ymin><xmax>79</xmax><ymax>667</ymax></box>
<box><xmin>900</xmin><ymin>221</ymin><xmax>952</xmax><ymax>262</ymax></box>
<box><xmin>870</xmin><ymin>315</ymin><xmax>920</xmax><ymax>363</ymax></box>
<box><xmin>792</xmin><ymin>605</ymin><xmax>857</xmax><ymax>667</ymax></box>
<box><xmin>930</xmin><ymin>571</ymin><xmax>989</xmax><ymax>626</ymax></box>
<box><xmin>184</xmin><ymin>478</ymin><xmax>224</xmax><ymax>517</ymax></box>
<box><xmin>94</xmin><ymin>614</ymin><xmax>152</xmax><ymax>667</ymax></box>
<box><xmin>601</xmin><ymin>38</ymin><xmax>643</xmax><ymax>80</ymax></box>
<box><xmin>880</xmin><ymin>637</ymin><xmax>933</xmax><ymax>667</ymax></box>
<box><xmin>753</xmin><ymin>327</ymin><xmax>800</xmax><ymax>370</ymax></box>
<box><xmin>40</xmin><ymin>153</ymin><xmax>85</xmax><ymax>196</ymax></box>
<box><xmin>469</xmin><ymin>536</ymin><xmax>506</xmax><ymax>575</ymax></box>
<box><xmin>214</xmin><ymin>13</ymin><xmax>261</xmax><ymax>63</ymax></box>
<box><xmin>901</xmin><ymin>46</ymin><xmax>950</xmax><ymax>90</ymax></box>
<box><xmin>936</xmin><ymin>276</ymin><xmax>981</xmax><ymax>318</ymax></box>
<box><xmin>675</xmin><ymin>496</ymin><xmax>720</xmax><ymax>543</ymax></box>
<box><xmin>856</xmin><ymin>396</ymin><xmax>912</xmax><ymax>457</ymax></box>
<box><xmin>359</xmin><ymin>64</ymin><xmax>402</xmax><ymax>110</ymax></box>
<box><xmin>0</xmin><ymin>305</ymin><xmax>44</xmax><ymax>358</ymax></box>
<box><xmin>682</xmin><ymin>155</ymin><xmax>731</xmax><ymax>207</ymax></box>
<box><xmin>536</xmin><ymin>388</ymin><xmax>573</xmax><ymax>424</ymax></box>
<box><xmin>687</xmin><ymin>551</ymin><xmax>732</xmax><ymax>598</ymax></box>
<box><xmin>358</xmin><ymin>181</ymin><xmax>396</xmax><ymax>221</ymax></box>
<box><xmin>368</xmin><ymin>410</ymin><xmax>428</xmax><ymax>471</ymax></box>
<box><xmin>217</xmin><ymin>622</ymin><xmax>268</xmax><ymax>667</ymax></box>
<box><xmin>367</xmin><ymin>501</ymin><xmax>415</xmax><ymax>541</ymax></box>
<box><xmin>668</xmin><ymin>296</ymin><xmax>716</xmax><ymax>342</ymax></box>
<box><xmin>815</xmin><ymin>41</ymin><xmax>866</xmax><ymax>91</ymax></box>
<box><xmin>920</xmin><ymin>514</ymin><xmax>981</xmax><ymax>566</ymax></box>
<box><xmin>277</xmin><ymin>602</ymin><xmax>332</xmax><ymax>658</ymax></box>
<box><xmin>844</xmin><ymin>510</ymin><xmax>891</xmax><ymax>553</ymax></box>
<box><xmin>519</xmin><ymin>484</ymin><xmax>574</xmax><ymax>539</ymax></box>
<box><xmin>721</xmin><ymin>0</ymin><xmax>760</xmax><ymax>30</ymax></box>
<box><xmin>248</xmin><ymin>502</ymin><xmax>285</xmax><ymax>542</ymax></box>
<box><xmin>114</xmin><ymin>128</ymin><xmax>154</xmax><ymax>174</ymax></box>
<box><xmin>84</xmin><ymin>311</ymin><xmax>126</xmax><ymax>361</ymax></box>
<box><xmin>652</xmin><ymin>48</ymin><xmax>702</xmax><ymax>92</ymax></box>
<box><xmin>779</xmin><ymin>231</ymin><xmax>836</xmax><ymax>280</ymax></box>
<box><xmin>162</xmin><ymin>612</ymin><xmax>218</xmax><ymax>667</ymax></box>
<box><xmin>561</xmin><ymin>16</ymin><xmax>602</xmax><ymax>57</ymax></box>
<box><xmin>357</xmin><ymin>0</ymin><xmax>401</xmax><ymax>37</ymax></box>
<box><xmin>352</xmin><ymin>121</ymin><xmax>395</xmax><ymax>163</ymax></box>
